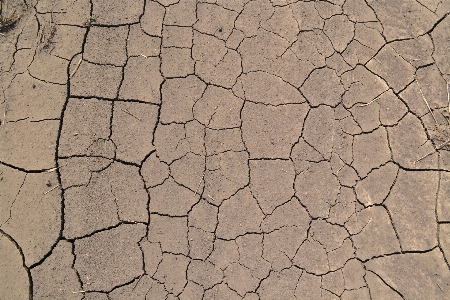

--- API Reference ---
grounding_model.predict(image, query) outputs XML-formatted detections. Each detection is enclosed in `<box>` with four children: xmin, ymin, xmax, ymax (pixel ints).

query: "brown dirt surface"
<box><xmin>1</xmin><ymin>0</ymin><xmax>450</xmax><ymax>299</ymax></box>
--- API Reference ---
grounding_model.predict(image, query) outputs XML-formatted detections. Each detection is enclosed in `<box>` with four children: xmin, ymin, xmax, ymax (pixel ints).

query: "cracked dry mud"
<box><xmin>1</xmin><ymin>0</ymin><xmax>450</xmax><ymax>299</ymax></box>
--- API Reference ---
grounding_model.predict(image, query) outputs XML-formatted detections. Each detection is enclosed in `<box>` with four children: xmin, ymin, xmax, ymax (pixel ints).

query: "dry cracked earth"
<box><xmin>1</xmin><ymin>0</ymin><xmax>450</xmax><ymax>299</ymax></box>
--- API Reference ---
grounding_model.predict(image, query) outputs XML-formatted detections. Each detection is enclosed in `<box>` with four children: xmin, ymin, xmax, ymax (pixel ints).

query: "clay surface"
<box><xmin>1</xmin><ymin>0</ymin><xmax>450</xmax><ymax>299</ymax></box>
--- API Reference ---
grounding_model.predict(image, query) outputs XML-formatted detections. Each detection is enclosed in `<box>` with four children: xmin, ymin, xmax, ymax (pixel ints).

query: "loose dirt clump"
<box><xmin>0</xmin><ymin>1</ymin><xmax>23</xmax><ymax>34</ymax></box>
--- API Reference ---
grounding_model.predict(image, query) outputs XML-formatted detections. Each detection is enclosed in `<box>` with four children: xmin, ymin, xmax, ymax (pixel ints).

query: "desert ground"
<box><xmin>1</xmin><ymin>0</ymin><xmax>450</xmax><ymax>299</ymax></box>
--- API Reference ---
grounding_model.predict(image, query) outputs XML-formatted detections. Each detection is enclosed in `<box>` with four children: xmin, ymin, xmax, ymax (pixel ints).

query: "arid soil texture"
<box><xmin>1</xmin><ymin>0</ymin><xmax>450</xmax><ymax>299</ymax></box>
